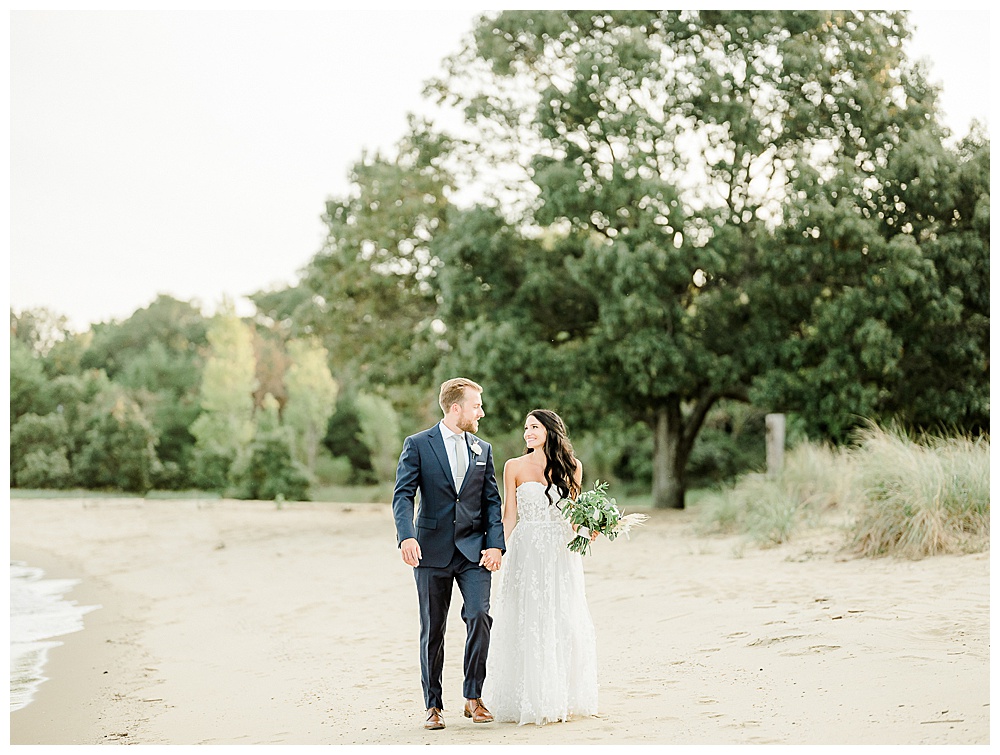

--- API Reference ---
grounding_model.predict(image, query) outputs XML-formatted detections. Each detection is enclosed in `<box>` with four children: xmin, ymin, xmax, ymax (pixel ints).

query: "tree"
<box><xmin>251</xmin><ymin>329</ymin><xmax>290</xmax><ymax>413</ymax></box>
<box><xmin>297</xmin><ymin>119</ymin><xmax>454</xmax><ymax>406</ymax></box>
<box><xmin>80</xmin><ymin>295</ymin><xmax>207</xmax><ymax>378</ymax></box>
<box><xmin>750</xmin><ymin>127</ymin><xmax>990</xmax><ymax>440</ymax></box>
<box><xmin>48</xmin><ymin>370</ymin><xmax>112</xmax><ymax>441</ymax></box>
<box><xmin>43</xmin><ymin>330</ymin><xmax>92</xmax><ymax>377</ymax></box>
<box><xmin>68</xmin><ymin>295</ymin><xmax>209</xmax><ymax>479</ymax></box>
<box><xmin>73</xmin><ymin>385</ymin><xmax>160</xmax><ymax>493</ymax></box>
<box><xmin>355</xmin><ymin>392</ymin><xmax>403</xmax><ymax>483</ymax></box>
<box><xmin>877</xmin><ymin>128</ymin><xmax>989</xmax><ymax>434</ymax></box>
<box><xmin>230</xmin><ymin>393</ymin><xmax>310</xmax><ymax>502</ymax></box>
<box><xmin>10</xmin><ymin>338</ymin><xmax>52</xmax><ymax>425</ymax></box>
<box><xmin>283</xmin><ymin>338</ymin><xmax>339</xmax><ymax>472</ymax></box>
<box><xmin>321</xmin><ymin>392</ymin><xmax>377</xmax><ymax>484</ymax></box>
<box><xmin>433</xmin><ymin>206</ymin><xmax>601</xmax><ymax>430</ymax></box>
<box><xmin>10</xmin><ymin>412</ymin><xmax>73</xmax><ymax>488</ymax></box>
<box><xmin>430</xmin><ymin>10</ymin><xmax>951</xmax><ymax>507</ymax></box>
<box><xmin>189</xmin><ymin>309</ymin><xmax>258</xmax><ymax>489</ymax></box>
<box><xmin>10</xmin><ymin>307</ymin><xmax>73</xmax><ymax>360</ymax></box>
<box><xmin>117</xmin><ymin>339</ymin><xmax>202</xmax><ymax>480</ymax></box>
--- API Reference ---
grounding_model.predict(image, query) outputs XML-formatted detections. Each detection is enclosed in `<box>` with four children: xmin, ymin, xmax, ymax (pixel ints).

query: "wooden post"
<box><xmin>765</xmin><ymin>413</ymin><xmax>785</xmax><ymax>478</ymax></box>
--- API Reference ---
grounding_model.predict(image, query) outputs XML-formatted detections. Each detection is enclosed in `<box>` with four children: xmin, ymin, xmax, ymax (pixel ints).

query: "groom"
<box><xmin>392</xmin><ymin>377</ymin><xmax>506</xmax><ymax>730</ymax></box>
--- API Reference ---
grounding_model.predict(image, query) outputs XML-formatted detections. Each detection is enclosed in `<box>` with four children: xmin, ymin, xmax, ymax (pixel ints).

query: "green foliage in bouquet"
<box><xmin>561</xmin><ymin>480</ymin><xmax>649</xmax><ymax>555</ymax></box>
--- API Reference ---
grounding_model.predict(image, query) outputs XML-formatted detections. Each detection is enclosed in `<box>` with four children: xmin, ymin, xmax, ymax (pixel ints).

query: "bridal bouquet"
<box><xmin>561</xmin><ymin>480</ymin><xmax>649</xmax><ymax>556</ymax></box>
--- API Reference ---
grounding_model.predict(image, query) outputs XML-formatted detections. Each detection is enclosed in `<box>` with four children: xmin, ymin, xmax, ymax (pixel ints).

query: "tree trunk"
<box><xmin>651</xmin><ymin>401</ymin><xmax>686</xmax><ymax>509</ymax></box>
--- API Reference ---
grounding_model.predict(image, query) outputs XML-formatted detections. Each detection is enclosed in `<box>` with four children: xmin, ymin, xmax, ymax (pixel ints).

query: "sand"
<box><xmin>8</xmin><ymin>497</ymin><xmax>990</xmax><ymax>746</ymax></box>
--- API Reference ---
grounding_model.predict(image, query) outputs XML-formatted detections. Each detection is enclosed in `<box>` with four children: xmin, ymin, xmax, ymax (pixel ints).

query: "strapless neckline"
<box><xmin>516</xmin><ymin>480</ymin><xmax>547</xmax><ymax>491</ymax></box>
<box><xmin>515</xmin><ymin>480</ymin><xmax>564</xmax><ymax>515</ymax></box>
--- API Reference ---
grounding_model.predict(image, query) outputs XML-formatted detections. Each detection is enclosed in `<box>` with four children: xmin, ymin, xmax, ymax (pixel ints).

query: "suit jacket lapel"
<box><xmin>428</xmin><ymin>425</ymin><xmax>458</xmax><ymax>494</ymax></box>
<box><xmin>457</xmin><ymin>435</ymin><xmax>480</xmax><ymax>495</ymax></box>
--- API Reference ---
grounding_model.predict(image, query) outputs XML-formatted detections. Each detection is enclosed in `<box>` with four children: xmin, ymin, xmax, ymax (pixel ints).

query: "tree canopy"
<box><xmin>420</xmin><ymin>10</ymin><xmax>988</xmax><ymax>506</ymax></box>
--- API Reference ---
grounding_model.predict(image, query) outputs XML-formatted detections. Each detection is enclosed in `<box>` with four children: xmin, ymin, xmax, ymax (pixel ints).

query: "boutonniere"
<box><xmin>470</xmin><ymin>441</ymin><xmax>483</xmax><ymax>456</ymax></box>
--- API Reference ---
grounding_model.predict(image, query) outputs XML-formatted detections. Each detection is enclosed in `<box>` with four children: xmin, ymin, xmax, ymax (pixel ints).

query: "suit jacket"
<box><xmin>392</xmin><ymin>424</ymin><xmax>505</xmax><ymax>568</ymax></box>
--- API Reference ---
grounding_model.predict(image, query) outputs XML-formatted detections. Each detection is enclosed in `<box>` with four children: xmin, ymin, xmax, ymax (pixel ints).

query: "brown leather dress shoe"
<box><xmin>464</xmin><ymin>698</ymin><xmax>494</xmax><ymax>723</ymax></box>
<box><xmin>425</xmin><ymin>707</ymin><xmax>445</xmax><ymax>730</ymax></box>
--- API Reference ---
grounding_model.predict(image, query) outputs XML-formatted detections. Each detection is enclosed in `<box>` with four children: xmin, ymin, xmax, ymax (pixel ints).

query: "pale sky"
<box><xmin>8</xmin><ymin>8</ymin><xmax>993</xmax><ymax>332</ymax></box>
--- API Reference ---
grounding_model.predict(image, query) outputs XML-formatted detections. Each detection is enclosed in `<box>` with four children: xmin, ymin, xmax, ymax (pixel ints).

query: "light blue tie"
<box><xmin>452</xmin><ymin>434</ymin><xmax>468</xmax><ymax>488</ymax></box>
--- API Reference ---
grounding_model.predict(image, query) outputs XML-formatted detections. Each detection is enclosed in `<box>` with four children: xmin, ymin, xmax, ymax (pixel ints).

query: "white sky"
<box><xmin>7</xmin><ymin>8</ymin><xmax>994</xmax><ymax>332</ymax></box>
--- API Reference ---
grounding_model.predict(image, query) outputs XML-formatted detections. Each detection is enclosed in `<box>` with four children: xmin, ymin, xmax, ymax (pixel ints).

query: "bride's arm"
<box><xmin>501</xmin><ymin>459</ymin><xmax>519</xmax><ymax>543</ymax></box>
<box><xmin>572</xmin><ymin>459</ymin><xmax>596</xmax><ymax>541</ymax></box>
<box><xmin>570</xmin><ymin>459</ymin><xmax>585</xmax><ymax>535</ymax></box>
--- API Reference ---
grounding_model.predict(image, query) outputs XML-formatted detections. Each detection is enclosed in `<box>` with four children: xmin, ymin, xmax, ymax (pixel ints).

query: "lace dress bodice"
<box><xmin>514</xmin><ymin>481</ymin><xmax>569</xmax><ymax>524</ymax></box>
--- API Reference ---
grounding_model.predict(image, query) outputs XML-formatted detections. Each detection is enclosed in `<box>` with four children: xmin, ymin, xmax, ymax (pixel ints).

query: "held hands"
<box><xmin>480</xmin><ymin>548</ymin><xmax>502</xmax><ymax>572</ymax></box>
<box><xmin>401</xmin><ymin>539</ymin><xmax>501</xmax><ymax>571</ymax></box>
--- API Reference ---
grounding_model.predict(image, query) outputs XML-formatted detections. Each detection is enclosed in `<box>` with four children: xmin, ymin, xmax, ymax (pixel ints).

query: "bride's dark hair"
<box><xmin>525</xmin><ymin>409</ymin><xmax>580</xmax><ymax>502</ymax></box>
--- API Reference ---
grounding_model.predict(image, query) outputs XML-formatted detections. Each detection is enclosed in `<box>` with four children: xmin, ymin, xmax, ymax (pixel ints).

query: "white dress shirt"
<box><xmin>439</xmin><ymin>421</ymin><xmax>469</xmax><ymax>488</ymax></box>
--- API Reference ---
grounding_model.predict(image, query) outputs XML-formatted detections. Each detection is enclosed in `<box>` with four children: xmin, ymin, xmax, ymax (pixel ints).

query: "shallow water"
<box><xmin>9</xmin><ymin>561</ymin><xmax>100</xmax><ymax>712</ymax></box>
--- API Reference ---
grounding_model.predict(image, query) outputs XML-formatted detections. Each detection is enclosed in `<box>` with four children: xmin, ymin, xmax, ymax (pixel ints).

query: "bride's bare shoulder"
<box><xmin>503</xmin><ymin>454</ymin><xmax>531</xmax><ymax>472</ymax></box>
<box><xmin>503</xmin><ymin>454</ymin><xmax>534</xmax><ymax>481</ymax></box>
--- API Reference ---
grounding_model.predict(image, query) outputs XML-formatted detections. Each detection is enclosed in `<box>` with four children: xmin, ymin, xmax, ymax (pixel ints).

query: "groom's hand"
<box><xmin>400</xmin><ymin>538</ymin><xmax>422</xmax><ymax>567</ymax></box>
<box><xmin>480</xmin><ymin>548</ymin><xmax>502</xmax><ymax>571</ymax></box>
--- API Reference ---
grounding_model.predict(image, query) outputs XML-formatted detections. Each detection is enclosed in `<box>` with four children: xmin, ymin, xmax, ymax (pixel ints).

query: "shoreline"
<box><xmin>9</xmin><ymin>544</ymin><xmax>150</xmax><ymax>745</ymax></box>
<box><xmin>8</xmin><ymin>497</ymin><xmax>990</xmax><ymax>745</ymax></box>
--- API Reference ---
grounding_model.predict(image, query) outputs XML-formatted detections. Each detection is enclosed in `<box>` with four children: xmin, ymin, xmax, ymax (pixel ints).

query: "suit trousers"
<box><xmin>413</xmin><ymin>546</ymin><xmax>493</xmax><ymax>709</ymax></box>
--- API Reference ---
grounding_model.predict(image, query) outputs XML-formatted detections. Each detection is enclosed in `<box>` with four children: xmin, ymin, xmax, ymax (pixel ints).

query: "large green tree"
<box><xmin>283</xmin><ymin>338</ymin><xmax>339</xmax><ymax>473</ymax></box>
<box><xmin>189</xmin><ymin>309</ymin><xmax>258</xmax><ymax>489</ymax></box>
<box><xmin>864</xmin><ymin>126</ymin><xmax>989</xmax><ymax>434</ymax></box>
<box><xmin>751</xmin><ymin>126</ymin><xmax>990</xmax><ymax>440</ymax></box>
<box><xmin>429</xmin><ymin>10</ymin><xmax>962</xmax><ymax>507</ymax></box>
<box><xmin>75</xmin><ymin>295</ymin><xmax>208</xmax><ymax>478</ymax></box>
<box><xmin>297</xmin><ymin>119</ymin><xmax>454</xmax><ymax>408</ymax></box>
<box><xmin>72</xmin><ymin>384</ymin><xmax>160</xmax><ymax>493</ymax></box>
<box><xmin>80</xmin><ymin>295</ymin><xmax>207</xmax><ymax>378</ymax></box>
<box><xmin>10</xmin><ymin>412</ymin><xmax>73</xmax><ymax>488</ymax></box>
<box><xmin>10</xmin><ymin>337</ymin><xmax>51</xmax><ymax>424</ymax></box>
<box><xmin>432</xmin><ymin>206</ymin><xmax>600</xmax><ymax>428</ymax></box>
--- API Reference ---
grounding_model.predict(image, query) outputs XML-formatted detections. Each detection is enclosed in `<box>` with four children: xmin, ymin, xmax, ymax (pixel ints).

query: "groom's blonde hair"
<box><xmin>439</xmin><ymin>377</ymin><xmax>483</xmax><ymax>414</ymax></box>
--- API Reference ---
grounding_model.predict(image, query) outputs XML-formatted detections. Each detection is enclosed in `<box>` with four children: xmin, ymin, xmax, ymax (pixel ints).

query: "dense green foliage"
<box><xmin>283</xmin><ymin>339</ymin><xmax>339</xmax><ymax>471</ymax></box>
<box><xmin>73</xmin><ymin>385</ymin><xmax>160</xmax><ymax>493</ymax></box>
<box><xmin>8</xmin><ymin>296</ymin><xmax>391</xmax><ymax>500</ymax></box>
<box><xmin>230</xmin><ymin>395</ymin><xmax>311</xmax><ymax>502</ymax></box>
<box><xmin>425</xmin><ymin>10</ymin><xmax>988</xmax><ymax>505</ymax></box>
<box><xmin>189</xmin><ymin>310</ymin><xmax>258</xmax><ymax>489</ymax></box>
<box><xmin>10</xmin><ymin>412</ymin><xmax>73</xmax><ymax>489</ymax></box>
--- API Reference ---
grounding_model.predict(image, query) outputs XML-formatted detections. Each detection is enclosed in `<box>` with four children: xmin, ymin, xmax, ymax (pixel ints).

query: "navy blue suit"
<box><xmin>392</xmin><ymin>424</ymin><xmax>505</xmax><ymax>709</ymax></box>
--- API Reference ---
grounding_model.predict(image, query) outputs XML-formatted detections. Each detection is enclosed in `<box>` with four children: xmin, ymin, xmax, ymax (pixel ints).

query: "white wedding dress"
<box><xmin>483</xmin><ymin>481</ymin><xmax>599</xmax><ymax>725</ymax></box>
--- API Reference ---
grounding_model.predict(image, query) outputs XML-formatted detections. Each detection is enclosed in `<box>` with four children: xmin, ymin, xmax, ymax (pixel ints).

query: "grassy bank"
<box><xmin>696</xmin><ymin>424</ymin><xmax>989</xmax><ymax>559</ymax></box>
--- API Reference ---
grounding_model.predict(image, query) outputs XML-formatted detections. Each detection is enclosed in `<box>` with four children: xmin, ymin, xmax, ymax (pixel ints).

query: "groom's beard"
<box><xmin>458</xmin><ymin>417</ymin><xmax>479</xmax><ymax>434</ymax></box>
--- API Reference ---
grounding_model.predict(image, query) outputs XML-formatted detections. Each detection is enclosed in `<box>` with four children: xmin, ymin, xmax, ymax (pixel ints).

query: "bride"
<box><xmin>482</xmin><ymin>409</ymin><xmax>599</xmax><ymax>725</ymax></box>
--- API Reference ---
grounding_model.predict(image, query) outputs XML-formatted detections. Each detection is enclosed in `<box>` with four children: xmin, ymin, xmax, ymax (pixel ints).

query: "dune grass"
<box><xmin>848</xmin><ymin>424</ymin><xmax>990</xmax><ymax>559</ymax></box>
<box><xmin>696</xmin><ymin>441</ymin><xmax>855</xmax><ymax>547</ymax></box>
<box><xmin>696</xmin><ymin>423</ymin><xmax>989</xmax><ymax>559</ymax></box>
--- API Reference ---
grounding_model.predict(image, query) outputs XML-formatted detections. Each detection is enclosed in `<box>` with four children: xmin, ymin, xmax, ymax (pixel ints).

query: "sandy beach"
<box><xmin>9</xmin><ymin>497</ymin><xmax>989</xmax><ymax>746</ymax></box>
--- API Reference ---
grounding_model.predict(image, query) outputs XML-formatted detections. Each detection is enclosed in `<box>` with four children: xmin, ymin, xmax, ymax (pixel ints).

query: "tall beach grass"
<box><xmin>696</xmin><ymin>441</ymin><xmax>855</xmax><ymax>547</ymax></box>
<box><xmin>848</xmin><ymin>424</ymin><xmax>990</xmax><ymax>558</ymax></box>
<box><xmin>697</xmin><ymin>423</ymin><xmax>989</xmax><ymax>559</ymax></box>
